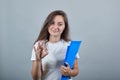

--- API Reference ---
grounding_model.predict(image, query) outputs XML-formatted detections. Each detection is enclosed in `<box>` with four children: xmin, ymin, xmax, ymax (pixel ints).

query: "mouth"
<box><xmin>52</xmin><ymin>30</ymin><xmax>59</xmax><ymax>33</ymax></box>
<box><xmin>51</xmin><ymin>28</ymin><xmax>59</xmax><ymax>33</ymax></box>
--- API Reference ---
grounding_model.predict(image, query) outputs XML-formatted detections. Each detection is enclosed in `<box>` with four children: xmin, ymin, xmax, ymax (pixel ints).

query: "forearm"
<box><xmin>31</xmin><ymin>60</ymin><xmax>42</xmax><ymax>80</ymax></box>
<box><xmin>69</xmin><ymin>59</ymin><xmax>79</xmax><ymax>77</ymax></box>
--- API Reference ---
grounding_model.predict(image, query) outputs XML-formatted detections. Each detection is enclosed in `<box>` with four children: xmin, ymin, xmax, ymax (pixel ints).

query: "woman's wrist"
<box><xmin>36</xmin><ymin>58</ymin><xmax>41</xmax><ymax>61</ymax></box>
<box><xmin>68</xmin><ymin>69</ymin><xmax>72</xmax><ymax>76</ymax></box>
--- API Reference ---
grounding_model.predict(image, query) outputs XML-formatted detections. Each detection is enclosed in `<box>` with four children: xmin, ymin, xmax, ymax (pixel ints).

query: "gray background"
<box><xmin>0</xmin><ymin>0</ymin><xmax>120</xmax><ymax>80</ymax></box>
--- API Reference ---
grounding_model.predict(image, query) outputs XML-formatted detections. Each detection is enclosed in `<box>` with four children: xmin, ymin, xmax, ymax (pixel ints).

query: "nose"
<box><xmin>54</xmin><ymin>24</ymin><xmax>58</xmax><ymax>29</ymax></box>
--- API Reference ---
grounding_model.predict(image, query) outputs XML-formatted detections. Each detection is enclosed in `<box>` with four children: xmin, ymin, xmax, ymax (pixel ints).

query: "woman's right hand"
<box><xmin>34</xmin><ymin>40</ymin><xmax>48</xmax><ymax>61</ymax></box>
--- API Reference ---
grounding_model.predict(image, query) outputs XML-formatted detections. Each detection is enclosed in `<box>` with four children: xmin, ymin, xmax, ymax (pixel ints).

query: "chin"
<box><xmin>51</xmin><ymin>33</ymin><xmax>59</xmax><ymax>35</ymax></box>
<box><xmin>52</xmin><ymin>34</ymin><xmax>60</xmax><ymax>37</ymax></box>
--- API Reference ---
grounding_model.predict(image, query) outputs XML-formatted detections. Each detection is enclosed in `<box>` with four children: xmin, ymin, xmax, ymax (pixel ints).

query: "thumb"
<box><xmin>64</xmin><ymin>62</ymin><xmax>70</xmax><ymax>67</ymax></box>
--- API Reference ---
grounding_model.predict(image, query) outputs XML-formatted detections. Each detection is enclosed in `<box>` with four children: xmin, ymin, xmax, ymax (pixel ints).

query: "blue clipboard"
<box><xmin>61</xmin><ymin>41</ymin><xmax>82</xmax><ymax>80</ymax></box>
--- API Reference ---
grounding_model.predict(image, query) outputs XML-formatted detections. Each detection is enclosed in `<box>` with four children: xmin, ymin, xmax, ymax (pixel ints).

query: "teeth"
<box><xmin>53</xmin><ymin>31</ymin><xmax>58</xmax><ymax>32</ymax></box>
<box><xmin>52</xmin><ymin>29</ymin><xmax>58</xmax><ymax>32</ymax></box>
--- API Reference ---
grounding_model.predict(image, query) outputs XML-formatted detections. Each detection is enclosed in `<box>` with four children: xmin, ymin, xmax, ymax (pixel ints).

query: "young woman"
<box><xmin>31</xmin><ymin>10</ymin><xmax>79</xmax><ymax>80</ymax></box>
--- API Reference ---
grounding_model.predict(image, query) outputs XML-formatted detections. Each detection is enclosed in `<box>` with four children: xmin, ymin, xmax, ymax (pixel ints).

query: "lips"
<box><xmin>52</xmin><ymin>30</ymin><xmax>59</xmax><ymax>33</ymax></box>
<box><xmin>51</xmin><ymin>28</ymin><xmax>59</xmax><ymax>33</ymax></box>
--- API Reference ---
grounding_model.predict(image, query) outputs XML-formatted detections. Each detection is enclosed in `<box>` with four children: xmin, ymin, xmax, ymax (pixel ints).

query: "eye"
<box><xmin>58</xmin><ymin>23</ymin><xmax>63</xmax><ymax>26</ymax></box>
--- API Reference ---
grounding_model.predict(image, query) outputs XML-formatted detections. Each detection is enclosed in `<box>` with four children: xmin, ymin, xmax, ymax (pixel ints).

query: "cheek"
<box><xmin>48</xmin><ymin>25</ymin><xmax>53</xmax><ymax>30</ymax></box>
<box><xmin>62</xmin><ymin>25</ymin><xmax>65</xmax><ymax>31</ymax></box>
<box><xmin>60</xmin><ymin>27</ymin><xmax>65</xmax><ymax>33</ymax></box>
<box><xmin>48</xmin><ymin>26</ymin><xmax>51</xmax><ymax>33</ymax></box>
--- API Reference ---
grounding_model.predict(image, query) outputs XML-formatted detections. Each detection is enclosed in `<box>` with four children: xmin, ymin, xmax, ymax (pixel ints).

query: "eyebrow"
<box><xmin>57</xmin><ymin>22</ymin><xmax>64</xmax><ymax>23</ymax></box>
<box><xmin>53</xmin><ymin>20</ymin><xmax>64</xmax><ymax>23</ymax></box>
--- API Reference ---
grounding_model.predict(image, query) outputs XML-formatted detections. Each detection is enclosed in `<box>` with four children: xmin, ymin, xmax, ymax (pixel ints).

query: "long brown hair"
<box><xmin>35</xmin><ymin>10</ymin><xmax>70</xmax><ymax>43</ymax></box>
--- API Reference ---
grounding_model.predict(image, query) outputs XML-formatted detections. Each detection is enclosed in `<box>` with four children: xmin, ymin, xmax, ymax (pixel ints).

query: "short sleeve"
<box><xmin>31</xmin><ymin>42</ymin><xmax>39</xmax><ymax>61</ymax></box>
<box><xmin>31</xmin><ymin>48</ymin><xmax>36</xmax><ymax>60</ymax></box>
<box><xmin>76</xmin><ymin>52</ymin><xmax>80</xmax><ymax>59</ymax></box>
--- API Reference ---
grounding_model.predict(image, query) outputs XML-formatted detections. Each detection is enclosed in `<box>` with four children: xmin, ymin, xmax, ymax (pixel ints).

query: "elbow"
<box><xmin>73</xmin><ymin>72</ymin><xmax>79</xmax><ymax>77</ymax></box>
<box><xmin>71</xmin><ymin>69</ymin><xmax>79</xmax><ymax>77</ymax></box>
<box><xmin>75</xmin><ymin>70</ymin><xmax>79</xmax><ymax>76</ymax></box>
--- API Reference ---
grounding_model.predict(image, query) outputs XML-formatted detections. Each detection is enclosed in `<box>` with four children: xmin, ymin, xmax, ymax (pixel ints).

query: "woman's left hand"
<box><xmin>60</xmin><ymin>62</ymin><xmax>71</xmax><ymax>76</ymax></box>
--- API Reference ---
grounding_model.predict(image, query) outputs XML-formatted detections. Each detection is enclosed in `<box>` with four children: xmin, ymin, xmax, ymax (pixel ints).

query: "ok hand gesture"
<box><xmin>34</xmin><ymin>40</ymin><xmax>48</xmax><ymax>61</ymax></box>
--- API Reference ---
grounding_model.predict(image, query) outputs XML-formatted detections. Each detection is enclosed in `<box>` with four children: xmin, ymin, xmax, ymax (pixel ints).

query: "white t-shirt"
<box><xmin>31</xmin><ymin>39</ymin><xmax>79</xmax><ymax>80</ymax></box>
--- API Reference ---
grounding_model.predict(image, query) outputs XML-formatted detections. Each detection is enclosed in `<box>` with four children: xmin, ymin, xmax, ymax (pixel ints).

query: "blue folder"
<box><xmin>61</xmin><ymin>41</ymin><xmax>82</xmax><ymax>80</ymax></box>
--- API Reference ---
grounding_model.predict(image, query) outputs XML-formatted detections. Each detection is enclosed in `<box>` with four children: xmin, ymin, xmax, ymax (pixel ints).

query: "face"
<box><xmin>48</xmin><ymin>15</ymin><xmax>65</xmax><ymax>37</ymax></box>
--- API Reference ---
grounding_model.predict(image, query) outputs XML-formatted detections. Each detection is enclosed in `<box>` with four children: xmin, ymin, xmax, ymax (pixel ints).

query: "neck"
<box><xmin>49</xmin><ymin>35</ymin><xmax>61</xmax><ymax>43</ymax></box>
